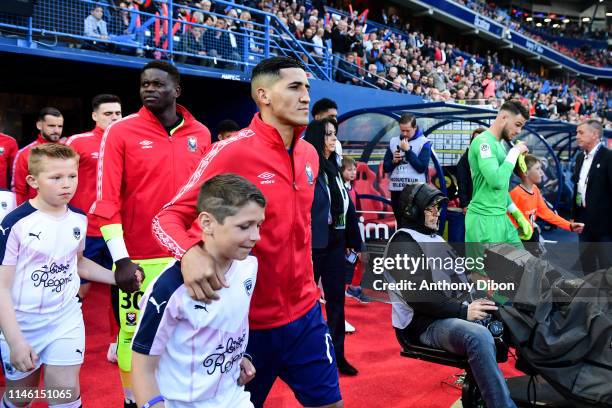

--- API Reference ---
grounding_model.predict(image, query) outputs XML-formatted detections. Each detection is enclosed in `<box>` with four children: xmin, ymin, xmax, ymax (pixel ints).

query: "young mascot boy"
<box><xmin>509</xmin><ymin>154</ymin><xmax>584</xmax><ymax>253</ymax></box>
<box><xmin>0</xmin><ymin>144</ymin><xmax>138</xmax><ymax>408</ymax></box>
<box><xmin>132</xmin><ymin>174</ymin><xmax>265</xmax><ymax>408</ymax></box>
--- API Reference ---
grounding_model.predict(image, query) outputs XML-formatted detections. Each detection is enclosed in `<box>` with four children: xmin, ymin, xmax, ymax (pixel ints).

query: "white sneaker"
<box><xmin>107</xmin><ymin>342</ymin><xmax>118</xmax><ymax>364</ymax></box>
<box><xmin>345</xmin><ymin>320</ymin><xmax>356</xmax><ymax>333</ymax></box>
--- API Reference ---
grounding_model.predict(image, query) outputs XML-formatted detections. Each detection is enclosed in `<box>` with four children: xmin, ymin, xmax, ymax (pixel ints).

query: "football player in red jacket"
<box><xmin>154</xmin><ymin>57</ymin><xmax>343</xmax><ymax>408</ymax></box>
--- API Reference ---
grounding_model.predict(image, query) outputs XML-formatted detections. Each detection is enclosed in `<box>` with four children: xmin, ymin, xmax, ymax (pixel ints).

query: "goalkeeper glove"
<box><xmin>509</xmin><ymin>205</ymin><xmax>533</xmax><ymax>240</ymax></box>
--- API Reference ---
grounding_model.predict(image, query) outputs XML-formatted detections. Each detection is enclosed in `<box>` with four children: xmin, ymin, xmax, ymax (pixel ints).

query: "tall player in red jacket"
<box><xmin>153</xmin><ymin>57</ymin><xmax>343</xmax><ymax>408</ymax></box>
<box><xmin>0</xmin><ymin>133</ymin><xmax>18</xmax><ymax>189</ymax></box>
<box><xmin>66</xmin><ymin>94</ymin><xmax>122</xmax><ymax>301</ymax></box>
<box><xmin>89</xmin><ymin>62</ymin><xmax>211</xmax><ymax>408</ymax></box>
<box><xmin>12</xmin><ymin>107</ymin><xmax>64</xmax><ymax>204</ymax></box>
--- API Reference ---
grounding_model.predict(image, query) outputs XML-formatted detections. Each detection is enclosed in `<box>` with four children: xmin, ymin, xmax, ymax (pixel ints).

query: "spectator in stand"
<box><xmin>331</xmin><ymin>19</ymin><xmax>354</xmax><ymax>74</ymax></box>
<box><xmin>203</xmin><ymin>17</ymin><xmax>234</xmax><ymax>68</ymax></box>
<box><xmin>84</xmin><ymin>5</ymin><xmax>109</xmax><ymax>40</ymax></box>
<box><xmin>177</xmin><ymin>25</ymin><xmax>207</xmax><ymax>66</ymax></box>
<box><xmin>482</xmin><ymin>71</ymin><xmax>496</xmax><ymax>99</ymax></box>
<box><xmin>336</xmin><ymin>52</ymin><xmax>361</xmax><ymax>85</ymax></box>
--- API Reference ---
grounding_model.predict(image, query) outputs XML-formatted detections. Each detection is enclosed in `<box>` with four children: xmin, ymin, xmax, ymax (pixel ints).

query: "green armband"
<box><xmin>100</xmin><ymin>224</ymin><xmax>124</xmax><ymax>242</ymax></box>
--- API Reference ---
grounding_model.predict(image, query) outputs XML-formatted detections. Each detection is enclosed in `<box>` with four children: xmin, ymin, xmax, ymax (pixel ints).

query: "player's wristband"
<box><xmin>505</xmin><ymin>146</ymin><xmax>520</xmax><ymax>165</ymax></box>
<box><xmin>106</xmin><ymin>236</ymin><xmax>130</xmax><ymax>263</ymax></box>
<box><xmin>142</xmin><ymin>395</ymin><xmax>165</xmax><ymax>408</ymax></box>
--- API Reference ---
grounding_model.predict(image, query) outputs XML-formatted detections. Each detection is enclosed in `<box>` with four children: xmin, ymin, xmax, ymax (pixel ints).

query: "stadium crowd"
<box><xmin>452</xmin><ymin>0</ymin><xmax>611</xmax><ymax>68</ymax></box>
<box><xmin>78</xmin><ymin>0</ymin><xmax>611</xmax><ymax>127</ymax></box>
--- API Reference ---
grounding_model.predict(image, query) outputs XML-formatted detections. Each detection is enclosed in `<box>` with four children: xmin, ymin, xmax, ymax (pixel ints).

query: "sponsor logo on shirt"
<box><xmin>31</xmin><ymin>262</ymin><xmax>72</xmax><ymax>293</ymax></box>
<box><xmin>91</xmin><ymin>152</ymin><xmax>99</xmax><ymax>159</ymax></box>
<box><xmin>258</xmin><ymin>172</ymin><xmax>276</xmax><ymax>185</ymax></box>
<box><xmin>202</xmin><ymin>332</ymin><xmax>246</xmax><ymax>375</ymax></box>
<box><xmin>0</xmin><ymin>147</ymin><xmax>4</xmax><ymax>156</ymax></box>
<box><xmin>305</xmin><ymin>163</ymin><xmax>314</xmax><ymax>185</ymax></box>
<box><xmin>126</xmin><ymin>312</ymin><xmax>137</xmax><ymax>326</ymax></box>
<box><xmin>243</xmin><ymin>278</ymin><xmax>253</xmax><ymax>296</ymax></box>
<box><xmin>187</xmin><ymin>136</ymin><xmax>197</xmax><ymax>152</ymax></box>
<box><xmin>1</xmin><ymin>202</ymin><xmax>7</xmax><ymax>210</ymax></box>
<box><xmin>73</xmin><ymin>227</ymin><xmax>81</xmax><ymax>240</ymax></box>
<box><xmin>139</xmin><ymin>140</ymin><xmax>154</xmax><ymax>149</ymax></box>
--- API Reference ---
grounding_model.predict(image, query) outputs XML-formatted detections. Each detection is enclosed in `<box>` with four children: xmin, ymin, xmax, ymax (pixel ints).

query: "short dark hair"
<box><xmin>312</xmin><ymin>98</ymin><xmax>338</xmax><ymax>117</ymax></box>
<box><xmin>141</xmin><ymin>61</ymin><xmax>180</xmax><ymax>85</ymax></box>
<box><xmin>197</xmin><ymin>174</ymin><xmax>266</xmax><ymax>223</ymax></box>
<box><xmin>500</xmin><ymin>99</ymin><xmax>529</xmax><ymax>120</ymax></box>
<box><xmin>216</xmin><ymin>119</ymin><xmax>241</xmax><ymax>135</ymax></box>
<box><xmin>398</xmin><ymin>113</ymin><xmax>416</xmax><ymax>127</ymax></box>
<box><xmin>38</xmin><ymin>107</ymin><xmax>62</xmax><ymax>122</ymax></box>
<box><xmin>92</xmin><ymin>94</ymin><xmax>121</xmax><ymax>111</ymax></box>
<box><xmin>251</xmin><ymin>56</ymin><xmax>304</xmax><ymax>83</ymax></box>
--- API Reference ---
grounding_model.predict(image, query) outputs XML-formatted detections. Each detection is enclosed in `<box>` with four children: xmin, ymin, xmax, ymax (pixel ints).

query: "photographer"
<box><xmin>383</xmin><ymin>114</ymin><xmax>432</xmax><ymax>221</ymax></box>
<box><xmin>385</xmin><ymin>183</ymin><xmax>516</xmax><ymax>408</ymax></box>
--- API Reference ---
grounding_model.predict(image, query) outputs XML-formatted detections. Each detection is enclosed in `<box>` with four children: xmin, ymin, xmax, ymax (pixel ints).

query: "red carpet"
<box><xmin>2</xmin><ymin>283</ymin><xmax>522</xmax><ymax>407</ymax></box>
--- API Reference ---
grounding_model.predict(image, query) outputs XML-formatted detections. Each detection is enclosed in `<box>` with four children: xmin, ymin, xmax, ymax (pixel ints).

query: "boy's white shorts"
<box><xmin>0</xmin><ymin>302</ymin><xmax>85</xmax><ymax>381</ymax></box>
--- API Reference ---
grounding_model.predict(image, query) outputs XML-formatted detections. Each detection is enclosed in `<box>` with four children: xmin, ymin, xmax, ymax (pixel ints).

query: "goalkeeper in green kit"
<box><xmin>466</xmin><ymin>100</ymin><xmax>532</xmax><ymax>277</ymax></box>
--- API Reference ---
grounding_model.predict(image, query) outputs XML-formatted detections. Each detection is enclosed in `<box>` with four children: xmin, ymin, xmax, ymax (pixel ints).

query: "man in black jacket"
<box><xmin>456</xmin><ymin>128</ymin><xmax>485</xmax><ymax>212</ymax></box>
<box><xmin>384</xmin><ymin>183</ymin><xmax>516</xmax><ymax>408</ymax></box>
<box><xmin>571</xmin><ymin>119</ymin><xmax>612</xmax><ymax>274</ymax></box>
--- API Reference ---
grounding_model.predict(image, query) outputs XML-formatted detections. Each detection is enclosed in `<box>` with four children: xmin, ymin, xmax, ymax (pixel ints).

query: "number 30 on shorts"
<box><xmin>121</xmin><ymin>291</ymin><xmax>144</xmax><ymax>310</ymax></box>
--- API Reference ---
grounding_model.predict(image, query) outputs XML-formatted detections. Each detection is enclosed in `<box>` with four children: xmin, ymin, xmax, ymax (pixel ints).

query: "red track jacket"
<box><xmin>12</xmin><ymin>134</ymin><xmax>50</xmax><ymax>204</ymax></box>
<box><xmin>66</xmin><ymin>127</ymin><xmax>105</xmax><ymax>237</ymax></box>
<box><xmin>90</xmin><ymin>105</ymin><xmax>211</xmax><ymax>259</ymax></box>
<box><xmin>153</xmin><ymin>113</ymin><xmax>320</xmax><ymax>330</ymax></box>
<box><xmin>0</xmin><ymin>133</ymin><xmax>18</xmax><ymax>190</ymax></box>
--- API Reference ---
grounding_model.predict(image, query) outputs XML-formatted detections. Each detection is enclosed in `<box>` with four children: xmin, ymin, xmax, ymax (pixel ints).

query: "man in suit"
<box><xmin>572</xmin><ymin>119</ymin><xmax>612</xmax><ymax>274</ymax></box>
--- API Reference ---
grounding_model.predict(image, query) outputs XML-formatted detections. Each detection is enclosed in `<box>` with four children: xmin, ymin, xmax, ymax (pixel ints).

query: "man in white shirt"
<box><xmin>571</xmin><ymin>119</ymin><xmax>612</xmax><ymax>274</ymax></box>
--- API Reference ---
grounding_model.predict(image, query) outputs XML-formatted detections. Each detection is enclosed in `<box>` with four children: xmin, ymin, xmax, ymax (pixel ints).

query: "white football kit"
<box><xmin>132</xmin><ymin>256</ymin><xmax>257</xmax><ymax>408</ymax></box>
<box><xmin>0</xmin><ymin>203</ymin><xmax>86</xmax><ymax>380</ymax></box>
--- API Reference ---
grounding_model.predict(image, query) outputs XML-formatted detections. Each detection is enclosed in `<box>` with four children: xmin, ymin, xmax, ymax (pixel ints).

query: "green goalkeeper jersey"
<box><xmin>467</xmin><ymin>130</ymin><xmax>514</xmax><ymax>216</ymax></box>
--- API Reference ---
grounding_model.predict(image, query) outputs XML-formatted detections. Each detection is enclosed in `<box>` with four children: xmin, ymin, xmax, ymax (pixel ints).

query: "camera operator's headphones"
<box><xmin>399</xmin><ymin>183</ymin><xmax>448</xmax><ymax>222</ymax></box>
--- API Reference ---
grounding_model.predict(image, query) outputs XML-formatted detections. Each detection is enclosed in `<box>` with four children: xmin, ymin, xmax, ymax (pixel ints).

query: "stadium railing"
<box><xmin>0</xmin><ymin>0</ymin><xmax>335</xmax><ymax>80</ymax></box>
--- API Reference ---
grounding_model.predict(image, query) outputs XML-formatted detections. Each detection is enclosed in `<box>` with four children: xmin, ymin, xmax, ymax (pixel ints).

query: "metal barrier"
<box><xmin>0</xmin><ymin>0</ymin><xmax>334</xmax><ymax>79</ymax></box>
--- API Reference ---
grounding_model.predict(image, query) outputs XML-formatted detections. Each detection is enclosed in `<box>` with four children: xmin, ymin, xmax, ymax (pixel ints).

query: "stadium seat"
<box><xmin>395</xmin><ymin>328</ymin><xmax>485</xmax><ymax>408</ymax></box>
<box><xmin>354</xmin><ymin>162</ymin><xmax>386</xmax><ymax>222</ymax></box>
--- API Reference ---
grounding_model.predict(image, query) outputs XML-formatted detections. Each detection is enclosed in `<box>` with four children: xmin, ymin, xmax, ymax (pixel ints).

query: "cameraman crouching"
<box><xmin>384</xmin><ymin>183</ymin><xmax>516</xmax><ymax>408</ymax></box>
